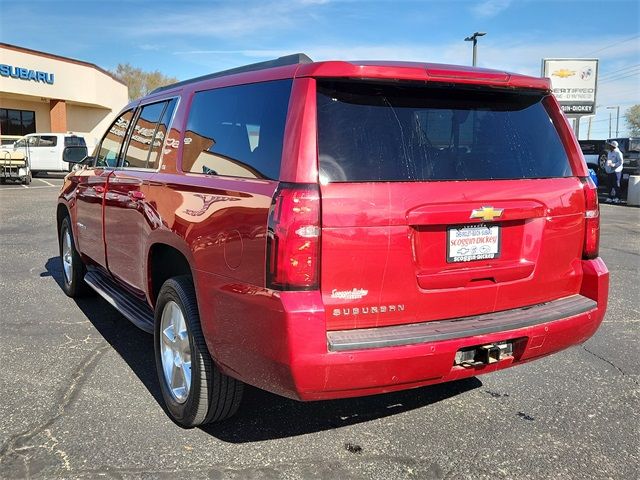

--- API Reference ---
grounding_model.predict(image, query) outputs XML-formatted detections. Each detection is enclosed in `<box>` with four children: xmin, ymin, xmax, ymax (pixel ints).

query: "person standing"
<box><xmin>604</xmin><ymin>140</ymin><xmax>624</xmax><ymax>203</ymax></box>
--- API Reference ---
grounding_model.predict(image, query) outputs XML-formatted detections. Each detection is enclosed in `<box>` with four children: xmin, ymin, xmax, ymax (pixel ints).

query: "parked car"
<box><xmin>578</xmin><ymin>139</ymin><xmax>608</xmax><ymax>179</ymax></box>
<box><xmin>11</xmin><ymin>132</ymin><xmax>87</xmax><ymax>174</ymax></box>
<box><xmin>57</xmin><ymin>55</ymin><xmax>609</xmax><ymax>427</ymax></box>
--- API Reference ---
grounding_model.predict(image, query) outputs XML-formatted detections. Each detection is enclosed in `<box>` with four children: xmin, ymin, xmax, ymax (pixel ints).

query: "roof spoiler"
<box><xmin>149</xmin><ymin>53</ymin><xmax>313</xmax><ymax>95</ymax></box>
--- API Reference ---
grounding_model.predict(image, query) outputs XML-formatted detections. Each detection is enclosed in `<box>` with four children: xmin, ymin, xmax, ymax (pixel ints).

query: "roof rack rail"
<box><xmin>149</xmin><ymin>53</ymin><xmax>313</xmax><ymax>95</ymax></box>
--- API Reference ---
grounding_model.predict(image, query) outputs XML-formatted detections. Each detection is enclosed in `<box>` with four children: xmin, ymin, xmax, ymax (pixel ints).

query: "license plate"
<box><xmin>447</xmin><ymin>224</ymin><xmax>501</xmax><ymax>263</ymax></box>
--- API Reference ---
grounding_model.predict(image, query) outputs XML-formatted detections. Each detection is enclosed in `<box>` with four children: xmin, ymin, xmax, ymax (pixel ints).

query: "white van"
<box><xmin>12</xmin><ymin>133</ymin><xmax>88</xmax><ymax>174</ymax></box>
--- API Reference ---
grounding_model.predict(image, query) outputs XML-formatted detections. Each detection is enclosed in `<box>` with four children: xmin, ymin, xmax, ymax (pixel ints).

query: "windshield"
<box><xmin>317</xmin><ymin>80</ymin><xmax>572</xmax><ymax>182</ymax></box>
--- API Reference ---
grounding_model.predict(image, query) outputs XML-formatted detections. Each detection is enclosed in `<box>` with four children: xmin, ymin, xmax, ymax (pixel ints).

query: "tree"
<box><xmin>625</xmin><ymin>104</ymin><xmax>640</xmax><ymax>136</ymax></box>
<box><xmin>110</xmin><ymin>64</ymin><xmax>179</xmax><ymax>101</ymax></box>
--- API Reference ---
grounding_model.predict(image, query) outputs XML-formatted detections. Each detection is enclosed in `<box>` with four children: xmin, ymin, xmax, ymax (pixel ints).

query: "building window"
<box><xmin>0</xmin><ymin>109</ymin><xmax>36</xmax><ymax>136</ymax></box>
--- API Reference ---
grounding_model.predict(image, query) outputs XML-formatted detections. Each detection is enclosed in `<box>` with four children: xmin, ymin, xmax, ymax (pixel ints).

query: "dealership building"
<box><xmin>0</xmin><ymin>43</ymin><xmax>128</xmax><ymax>148</ymax></box>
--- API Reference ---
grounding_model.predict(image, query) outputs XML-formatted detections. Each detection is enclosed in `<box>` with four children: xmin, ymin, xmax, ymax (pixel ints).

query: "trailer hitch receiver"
<box><xmin>454</xmin><ymin>341</ymin><xmax>514</xmax><ymax>367</ymax></box>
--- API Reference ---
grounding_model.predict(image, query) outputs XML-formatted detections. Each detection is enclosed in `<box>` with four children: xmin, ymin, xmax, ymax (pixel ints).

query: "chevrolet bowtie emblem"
<box><xmin>470</xmin><ymin>206</ymin><xmax>504</xmax><ymax>221</ymax></box>
<box><xmin>551</xmin><ymin>69</ymin><xmax>576</xmax><ymax>78</ymax></box>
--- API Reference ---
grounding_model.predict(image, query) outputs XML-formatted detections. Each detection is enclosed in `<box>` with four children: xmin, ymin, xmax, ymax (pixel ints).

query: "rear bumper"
<box><xmin>197</xmin><ymin>258</ymin><xmax>608</xmax><ymax>401</ymax></box>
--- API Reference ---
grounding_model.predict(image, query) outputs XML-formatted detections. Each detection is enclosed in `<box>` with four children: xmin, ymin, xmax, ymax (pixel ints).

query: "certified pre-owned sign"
<box><xmin>542</xmin><ymin>58</ymin><xmax>598</xmax><ymax>115</ymax></box>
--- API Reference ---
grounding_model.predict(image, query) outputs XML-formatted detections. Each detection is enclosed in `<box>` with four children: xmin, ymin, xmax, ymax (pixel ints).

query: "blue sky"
<box><xmin>1</xmin><ymin>0</ymin><xmax>638</xmax><ymax>138</ymax></box>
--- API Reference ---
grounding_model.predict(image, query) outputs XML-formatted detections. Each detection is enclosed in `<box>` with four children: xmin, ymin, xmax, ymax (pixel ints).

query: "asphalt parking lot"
<box><xmin>0</xmin><ymin>176</ymin><xmax>638</xmax><ymax>479</ymax></box>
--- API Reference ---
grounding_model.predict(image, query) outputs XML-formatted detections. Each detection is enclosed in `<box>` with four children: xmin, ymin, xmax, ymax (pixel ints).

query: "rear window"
<box><xmin>64</xmin><ymin>136</ymin><xmax>86</xmax><ymax>147</ymax></box>
<box><xmin>317</xmin><ymin>81</ymin><xmax>572</xmax><ymax>183</ymax></box>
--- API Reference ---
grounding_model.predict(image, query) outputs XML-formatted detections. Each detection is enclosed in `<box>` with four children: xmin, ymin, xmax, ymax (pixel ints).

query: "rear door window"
<box><xmin>317</xmin><ymin>80</ymin><xmax>572</xmax><ymax>183</ymax></box>
<box><xmin>38</xmin><ymin>135</ymin><xmax>57</xmax><ymax>147</ymax></box>
<box><xmin>122</xmin><ymin>101</ymin><xmax>167</xmax><ymax>169</ymax></box>
<box><xmin>182</xmin><ymin>79</ymin><xmax>292</xmax><ymax>179</ymax></box>
<box><xmin>147</xmin><ymin>98</ymin><xmax>177</xmax><ymax>170</ymax></box>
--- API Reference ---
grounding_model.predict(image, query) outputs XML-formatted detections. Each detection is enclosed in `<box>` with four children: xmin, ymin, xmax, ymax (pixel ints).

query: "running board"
<box><xmin>84</xmin><ymin>269</ymin><xmax>154</xmax><ymax>334</ymax></box>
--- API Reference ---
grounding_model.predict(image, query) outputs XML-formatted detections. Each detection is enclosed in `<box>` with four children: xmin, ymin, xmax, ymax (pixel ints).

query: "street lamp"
<box><xmin>464</xmin><ymin>32</ymin><xmax>486</xmax><ymax>67</ymax></box>
<box><xmin>606</xmin><ymin>106</ymin><xmax>620</xmax><ymax>138</ymax></box>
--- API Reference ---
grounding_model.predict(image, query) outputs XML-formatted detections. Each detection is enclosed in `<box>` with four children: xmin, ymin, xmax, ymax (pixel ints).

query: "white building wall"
<box><xmin>0</xmin><ymin>44</ymin><xmax>128</xmax><ymax>142</ymax></box>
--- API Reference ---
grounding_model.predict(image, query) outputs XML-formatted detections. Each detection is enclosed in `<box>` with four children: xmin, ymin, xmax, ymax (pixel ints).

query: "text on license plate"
<box><xmin>447</xmin><ymin>224</ymin><xmax>501</xmax><ymax>263</ymax></box>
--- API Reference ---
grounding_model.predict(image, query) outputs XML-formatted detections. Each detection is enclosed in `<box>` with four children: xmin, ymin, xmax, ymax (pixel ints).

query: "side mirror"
<box><xmin>63</xmin><ymin>146</ymin><xmax>89</xmax><ymax>164</ymax></box>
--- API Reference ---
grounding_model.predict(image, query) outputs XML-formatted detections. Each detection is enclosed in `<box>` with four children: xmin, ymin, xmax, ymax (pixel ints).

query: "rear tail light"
<box><xmin>581</xmin><ymin>176</ymin><xmax>600</xmax><ymax>259</ymax></box>
<box><xmin>267</xmin><ymin>183</ymin><xmax>321</xmax><ymax>290</ymax></box>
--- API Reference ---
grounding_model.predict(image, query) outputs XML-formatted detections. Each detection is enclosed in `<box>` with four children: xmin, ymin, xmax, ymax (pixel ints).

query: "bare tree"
<box><xmin>111</xmin><ymin>64</ymin><xmax>178</xmax><ymax>101</ymax></box>
<box><xmin>625</xmin><ymin>105</ymin><xmax>640</xmax><ymax>136</ymax></box>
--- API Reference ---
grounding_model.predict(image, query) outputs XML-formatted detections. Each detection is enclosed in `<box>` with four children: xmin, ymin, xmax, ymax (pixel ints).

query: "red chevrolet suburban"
<box><xmin>57</xmin><ymin>55</ymin><xmax>609</xmax><ymax>427</ymax></box>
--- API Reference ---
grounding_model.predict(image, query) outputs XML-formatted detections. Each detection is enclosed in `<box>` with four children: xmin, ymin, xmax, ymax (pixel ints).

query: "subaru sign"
<box><xmin>0</xmin><ymin>64</ymin><xmax>55</xmax><ymax>84</ymax></box>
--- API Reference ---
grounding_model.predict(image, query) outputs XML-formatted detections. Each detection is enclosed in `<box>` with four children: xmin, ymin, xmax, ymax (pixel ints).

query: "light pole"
<box><xmin>464</xmin><ymin>32</ymin><xmax>486</xmax><ymax>67</ymax></box>
<box><xmin>606</xmin><ymin>106</ymin><xmax>620</xmax><ymax>138</ymax></box>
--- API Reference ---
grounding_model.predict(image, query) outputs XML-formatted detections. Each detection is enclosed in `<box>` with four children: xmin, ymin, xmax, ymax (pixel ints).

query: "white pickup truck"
<box><xmin>4</xmin><ymin>133</ymin><xmax>88</xmax><ymax>175</ymax></box>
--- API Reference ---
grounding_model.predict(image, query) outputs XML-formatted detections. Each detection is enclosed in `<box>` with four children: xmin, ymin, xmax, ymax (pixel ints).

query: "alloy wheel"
<box><xmin>159</xmin><ymin>300</ymin><xmax>192</xmax><ymax>403</ymax></box>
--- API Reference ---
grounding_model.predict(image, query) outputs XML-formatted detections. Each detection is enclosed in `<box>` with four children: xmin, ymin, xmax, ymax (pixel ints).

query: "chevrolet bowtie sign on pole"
<box><xmin>542</xmin><ymin>58</ymin><xmax>599</xmax><ymax>138</ymax></box>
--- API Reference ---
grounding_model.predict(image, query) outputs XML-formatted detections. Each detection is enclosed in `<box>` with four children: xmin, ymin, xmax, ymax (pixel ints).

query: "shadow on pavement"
<box><xmin>44</xmin><ymin>256</ymin><xmax>482</xmax><ymax>443</ymax></box>
<box><xmin>33</xmin><ymin>172</ymin><xmax>68</xmax><ymax>179</ymax></box>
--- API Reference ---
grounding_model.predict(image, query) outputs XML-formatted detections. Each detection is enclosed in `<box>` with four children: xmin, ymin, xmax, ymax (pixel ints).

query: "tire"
<box><xmin>58</xmin><ymin>216</ymin><xmax>91</xmax><ymax>297</ymax></box>
<box><xmin>22</xmin><ymin>172</ymin><xmax>32</xmax><ymax>185</ymax></box>
<box><xmin>154</xmin><ymin>276</ymin><xmax>244</xmax><ymax>427</ymax></box>
<box><xmin>598</xmin><ymin>153</ymin><xmax>608</xmax><ymax>171</ymax></box>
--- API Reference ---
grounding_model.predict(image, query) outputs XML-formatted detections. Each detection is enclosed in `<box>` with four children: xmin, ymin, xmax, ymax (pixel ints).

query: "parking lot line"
<box><xmin>37</xmin><ymin>178</ymin><xmax>56</xmax><ymax>187</ymax></box>
<box><xmin>0</xmin><ymin>185</ymin><xmax>58</xmax><ymax>191</ymax></box>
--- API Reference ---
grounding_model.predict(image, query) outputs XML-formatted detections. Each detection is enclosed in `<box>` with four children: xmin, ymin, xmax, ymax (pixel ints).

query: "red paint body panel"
<box><xmin>296</xmin><ymin>61</ymin><xmax>551</xmax><ymax>90</ymax></box>
<box><xmin>195</xmin><ymin>258</ymin><xmax>607</xmax><ymax>400</ymax></box>
<box><xmin>57</xmin><ymin>58</ymin><xmax>609</xmax><ymax>403</ymax></box>
<box><xmin>319</xmin><ymin>178</ymin><xmax>587</xmax><ymax>330</ymax></box>
<box><xmin>72</xmin><ymin>168</ymin><xmax>111</xmax><ymax>266</ymax></box>
<box><xmin>104</xmin><ymin>169</ymin><xmax>156</xmax><ymax>295</ymax></box>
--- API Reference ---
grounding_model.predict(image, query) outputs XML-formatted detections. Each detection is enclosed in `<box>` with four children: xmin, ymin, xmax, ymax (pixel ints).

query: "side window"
<box><xmin>64</xmin><ymin>136</ymin><xmax>86</xmax><ymax>147</ymax></box>
<box><xmin>39</xmin><ymin>135</ymin><xmax>58</xmax><ymax>147</ymax></box>
<box><xmin>27</xmin><ymin>136</ymin><xmax>40</xmax><ymax>147</ymax></box>
<box><xmin>182</xmin><ymin>79</ymin><xmax>292</xmax><ymax>179</ymax></box>
<box><xmin>148</xmin><ymin>98</ymin><xmax>177</xmax><ymax>170</ymax></box>
<box><xmin>96</xmin><ymin>110</ymin><xmax>134</xmax><ymax>168</ymax></box>
<box><xmin>122</xmin><ymin>99</ymin><xmax>177</xmax><ymax>170</ymax></box>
